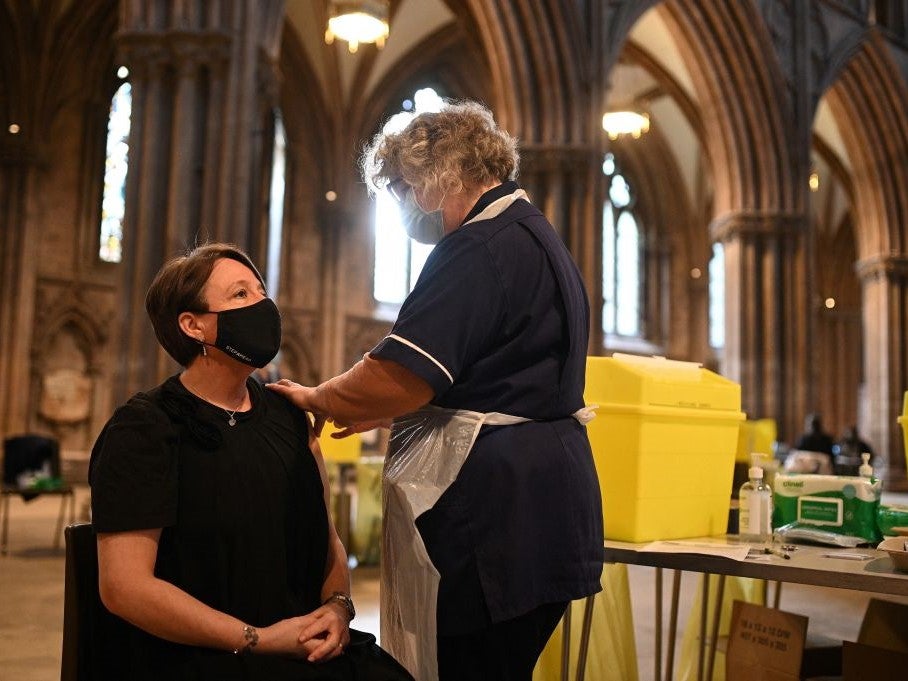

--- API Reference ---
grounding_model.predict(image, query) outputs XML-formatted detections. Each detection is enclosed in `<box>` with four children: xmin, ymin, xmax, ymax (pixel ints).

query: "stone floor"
<box><xmin>2</xmin><ymin>486</ymin><xmax>908</xmax><ymax>680</ymax></box>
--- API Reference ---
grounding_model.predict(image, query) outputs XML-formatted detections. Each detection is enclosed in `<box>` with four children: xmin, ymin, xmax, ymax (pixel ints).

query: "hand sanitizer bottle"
<box><xmin>739</xmin><ymin>465</ymin><xmax>773</xmax><ymax>543</ymax></box>
<box><xmin>859</xmin><ymin>453</ymin><xmax>874</xmax><ymax>480</ymax></box>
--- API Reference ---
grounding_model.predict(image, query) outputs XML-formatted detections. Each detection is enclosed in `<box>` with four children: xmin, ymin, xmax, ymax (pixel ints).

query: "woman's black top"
<box><xmin>89</xmin><ymin>375</ymin><xmax>352</xmax><ymax>680</ymax></box>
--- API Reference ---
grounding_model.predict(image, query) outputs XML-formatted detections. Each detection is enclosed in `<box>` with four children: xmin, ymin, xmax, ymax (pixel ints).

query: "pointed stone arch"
<box><xmin>826</xmin><ymin>35</ymin><xmax>908</xmax><ymax>259</ymax></box>
<box><xmin>661</xmin><ymin>0</ymin><xmax>797</xmax><ymax>214</ymax></box>
<box><xmin>821</xmin><ymin>32</ymin><xmax>908</xmax><ymax>484</ymax></box>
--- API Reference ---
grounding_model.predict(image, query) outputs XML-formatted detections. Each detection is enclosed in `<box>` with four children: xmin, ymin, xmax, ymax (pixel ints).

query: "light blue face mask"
<box><xmin>399</xmin><ymin>188</ymin><xmax>445</xmax><ymax>245</ymax></box>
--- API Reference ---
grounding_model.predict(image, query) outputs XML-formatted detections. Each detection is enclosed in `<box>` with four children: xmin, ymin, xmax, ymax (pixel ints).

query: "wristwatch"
<box><xmin>323</xmin><ymin>591</ymin><xmax>356</xmax><ymax>622</ymax></box>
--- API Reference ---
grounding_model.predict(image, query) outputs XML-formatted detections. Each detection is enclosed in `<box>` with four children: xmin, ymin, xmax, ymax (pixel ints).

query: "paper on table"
<box><xmin>641</xmin><ymin>540</ymin><xmax>752</xmax><ymax>562</ymax></box>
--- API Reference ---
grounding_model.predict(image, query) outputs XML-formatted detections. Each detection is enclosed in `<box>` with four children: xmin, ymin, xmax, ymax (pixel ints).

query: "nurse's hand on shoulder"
<box><xmin>267</xmin><ymin>379</ymin><xmax>327</xmax><ymax>435</ymax></box>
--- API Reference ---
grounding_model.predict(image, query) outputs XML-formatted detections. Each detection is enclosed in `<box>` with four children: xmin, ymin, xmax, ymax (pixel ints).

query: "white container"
<box><xmin>739</xmin><ymin>465</ymin><xmax>772</xmax><ymax>542</ymax></box>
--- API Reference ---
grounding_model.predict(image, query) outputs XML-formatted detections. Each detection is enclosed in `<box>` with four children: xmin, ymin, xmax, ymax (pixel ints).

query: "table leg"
<box><xmin>705</xmin><ymin>573</ymin><xmax>725</xmax><ymax>681</ymax></box>
<box><xmin>561</xmin><ymin>601</ymin><xmax>572</xmax><ymax>681</ymax></box>
<box><xmin>773</xmin><ymin>580</ymin><xmax>783</xmax><ymax>609</ymax></box>
<box><xmin>655</xmin><ymin>567</ymin><xmax>663</xmax><ymax>681</ymax></box>
<box><xmin>53</xmin><ymin>493</ymin><xmax>69</xmax><ymax>551</ymax></box>
<box><xmin>334</xmin><ymin>463</ymin><xmax>354</xmax><ymax>554</ymax></box>
<box><xmin>665</xmin><ymin>570</ymin><xmax>681</xmax><ymax>681</ymax></box>
<box><xmin>1</xmin><ymin>493</ymin><xmax>10</xmax><ymax>555</ymax></box>
<box><xmin>575</xmin><ymin>594</ymin><xmax>595</xmax><ymax>681</ymax></box>
<box><xmin>698</xmin><ymin>574</ymin><xmax>709</xmax><ymax>681</ymax></box>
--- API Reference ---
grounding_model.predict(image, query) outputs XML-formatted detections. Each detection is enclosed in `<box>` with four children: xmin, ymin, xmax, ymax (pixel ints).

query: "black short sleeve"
<box><xmin>372</xmin><ymin>235</ymin><xmax>505</xmax><ymax>395</ymax></box>
<box><xmin>89</xmin><ymin>395</ymin><xmax>179</xmax><ymax>533</ymax></box>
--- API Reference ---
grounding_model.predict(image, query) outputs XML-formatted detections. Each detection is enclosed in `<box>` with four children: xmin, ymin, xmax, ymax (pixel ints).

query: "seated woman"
<box><xmin>89</xmin><ymin>243</ymin><xmax>401</xmax><ymax>680</ymax></box>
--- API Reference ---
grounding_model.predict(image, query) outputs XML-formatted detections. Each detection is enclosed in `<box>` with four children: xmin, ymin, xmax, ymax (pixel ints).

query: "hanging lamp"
<box><xmin>325</xmin><ymin>0</ymin><xmax>390</xmax><ymax>54</ymax></box>
<box><xmin>602</xmin><ymin>110</ymin><xmax>651</xmax><ymax>140</ymax></box>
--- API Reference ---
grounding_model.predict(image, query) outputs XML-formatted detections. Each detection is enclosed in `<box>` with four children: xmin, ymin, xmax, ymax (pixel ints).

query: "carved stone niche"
<box><xmin>40</xmin><ymin>367</ymin><xmax>91</xmax><ymax>425</ymax></box>
<box><xmin>31</xmin><ymin>285</ymin><xmax>112</xmax><ymax>452</ymax></box>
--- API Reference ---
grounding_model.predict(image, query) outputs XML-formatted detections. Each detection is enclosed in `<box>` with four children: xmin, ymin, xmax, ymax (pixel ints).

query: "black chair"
<box><xmin>1</xmin><ymin>434</ymin><xmax>76</xmax><ymax>554</ymax></box>
<box><xmin>61</xmin><ymin>523</ymin><xmax>131</xmax><ymax>681</ymax></box>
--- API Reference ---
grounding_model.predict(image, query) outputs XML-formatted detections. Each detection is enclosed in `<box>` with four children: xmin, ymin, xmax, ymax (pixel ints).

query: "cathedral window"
<box><xmin>373</xmin><ymin>87</ymin><xmax>444</xmax><ymax>305</ymax></box>
<box><xmin>601</xmin><ymin>153</ymin><xmax>642</xmax><ymax>338</ymax></box>
<box><xmin>709</xmin><ymin>241</ymin><xmax>725</xmax><ymax>349</ymax></box>
<box><xmin>98</xmin><ymin>71</ymin><xmax>131</xmax><ymax>263</ymax></box>
<box><xmin>266</xmin><ymin>112</ymin><xmax>286</xmax><ymax>297</ymax></box>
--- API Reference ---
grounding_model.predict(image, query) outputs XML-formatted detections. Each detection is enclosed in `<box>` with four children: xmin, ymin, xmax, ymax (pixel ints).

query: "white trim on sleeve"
<box><xmin>386</xmin><ymin>334</ymin><xmax>454</xmax><ymax>384</ymax></box>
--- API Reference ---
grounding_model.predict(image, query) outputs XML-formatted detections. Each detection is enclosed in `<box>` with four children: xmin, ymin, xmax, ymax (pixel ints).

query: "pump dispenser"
<box><xmin>739</xmin><ymin>465</ymin><xmax>773</xmax><ymax>542</ymax></box>
<box><xmin>859</xmin><ymin>453</ymin><xmax>873</xmax><ymax>479</ymax></box>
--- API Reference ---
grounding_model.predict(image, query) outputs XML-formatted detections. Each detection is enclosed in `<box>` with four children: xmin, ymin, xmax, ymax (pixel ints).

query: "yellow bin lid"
<box><xmin>585</xmin><ymin>353</ymin><xmax>742</xmax><ymax>413</ymax></box>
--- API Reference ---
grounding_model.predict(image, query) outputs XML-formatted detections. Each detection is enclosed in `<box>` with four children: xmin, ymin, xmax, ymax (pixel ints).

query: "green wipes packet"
<box><xmin>773</xmin><ymin>474</ymin><xmax>882</xmax><ymax>543</ymax></box>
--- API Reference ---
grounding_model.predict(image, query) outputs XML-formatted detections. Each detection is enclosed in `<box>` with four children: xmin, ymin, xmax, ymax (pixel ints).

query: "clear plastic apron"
<box><xmin>380</xmin><ymin>405</ymin><xmax>596</xmax><ymax>681</ymax></box>
<box><xmin>380</xmin><ymin>406</ymin><xmax>528</xmax><ymax>681</ymax></box>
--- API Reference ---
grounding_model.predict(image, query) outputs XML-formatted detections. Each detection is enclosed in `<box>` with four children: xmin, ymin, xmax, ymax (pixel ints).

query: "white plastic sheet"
<box><xmin>380</xmin><ymin>406</ymin><xmax>527</xmax><ymax>681</ymax></box>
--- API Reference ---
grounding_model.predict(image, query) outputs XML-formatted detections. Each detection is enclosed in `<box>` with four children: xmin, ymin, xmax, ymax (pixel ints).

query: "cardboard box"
<box><xmin>584</xmin><ymin>354</ymin><xmax>744</xmax><ymax>541</ymax></box>
<box><xmin>842</xmin><ymin>599</ymin><xmax>908</xmax><ymax>680</ymax></box>
<box><xmin>842</xmin><ymin>642</ymin><xmax>908</xmax><ymax>681</ymax></box>
<box><xmin>725</xmin><ymin>601</ymin><xmax>809</xmax><ymax>681</ymax></box>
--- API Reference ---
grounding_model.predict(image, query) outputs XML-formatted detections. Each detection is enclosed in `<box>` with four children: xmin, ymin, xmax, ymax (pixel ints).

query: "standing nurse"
<box><xmin>269</xmin><ymin>100</ymin><xmax>603</xmax><ymax>681</ymax></box>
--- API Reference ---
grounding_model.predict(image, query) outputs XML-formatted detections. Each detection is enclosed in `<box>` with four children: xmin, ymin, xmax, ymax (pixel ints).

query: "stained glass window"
<box><xmin>602</xmin><ymin>153</ymin><xmax>641</xmax><ymax>337</ymax></box>
<box><xmin>267</xmin><ymin>112</ymin><xmax>286</xmax><ymax>298</ymax></box>
<box><xmin>99</xmin><ymin>78</ymin><xmax>132</xmax><ymax>263</ymax></box>
<box><xmin>709</xmin><ymin>242</ymin><xmax>725</xmax><ymax>348</ymax></box>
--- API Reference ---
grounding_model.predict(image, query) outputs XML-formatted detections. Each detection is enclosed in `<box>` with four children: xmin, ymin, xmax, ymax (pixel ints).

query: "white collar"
<box><xmin>463</xmin><ymin>189</ymin><xmax>528</xmax><ymax>226</ymax></box>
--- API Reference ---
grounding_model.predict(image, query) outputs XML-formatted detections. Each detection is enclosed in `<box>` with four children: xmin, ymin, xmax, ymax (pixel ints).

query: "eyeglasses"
<box><xmin>387</xmin><ymin>177</ymin><xmax>409</xmax><ymax>204</ymax></box>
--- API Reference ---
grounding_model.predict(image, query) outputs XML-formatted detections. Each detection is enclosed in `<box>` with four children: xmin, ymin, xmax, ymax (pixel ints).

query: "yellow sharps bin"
<box><xmin>585</xmin><ymin>354</ymin><xmax>745</xmax><ymax>542</ymax></box>
<box><xmin>899</xmin><ymin>391</ymin><xmax>908</xmax><ymax>476</ymax></box>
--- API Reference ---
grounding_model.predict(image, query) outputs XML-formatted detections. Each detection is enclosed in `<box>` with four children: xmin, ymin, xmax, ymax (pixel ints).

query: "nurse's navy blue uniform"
<box><xmin>372</xmin><ymin>182</ymin><xmax>604</xmax><ymax>636</ymax></box>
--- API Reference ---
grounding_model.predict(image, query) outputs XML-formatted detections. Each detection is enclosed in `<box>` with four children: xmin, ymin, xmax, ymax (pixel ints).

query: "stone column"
<box><xmin>712</xmin><ymin>211</ymin><xmax>811</xmax><ymax>443</ymax></box>
<box><xmin>113</xmin><ymin>1</ymin><xmax>285</xmax><ymax>400</ymax></box>
<box><xmin>856</xmin><ymin>255</ymin><xmax>908</xmax><ymax>489</ymax></box>
<box><xmin>0</xmin><ymin>137</ymin><xmax>42</xmax><ymax>433</ymax></box>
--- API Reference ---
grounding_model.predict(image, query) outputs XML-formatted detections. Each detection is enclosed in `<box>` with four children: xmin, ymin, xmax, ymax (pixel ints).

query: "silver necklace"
<box><xmin>223</xmin><ymin>393</ymin><xmax>247</xmax><ymax>427</ymax></box>
<box><xmin>182</xmin><ymin>378</ymin><xmax>246</xmax><ymax>426</ymax></box>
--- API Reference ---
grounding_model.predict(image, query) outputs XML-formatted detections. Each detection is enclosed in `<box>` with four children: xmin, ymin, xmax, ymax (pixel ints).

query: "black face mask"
<box><xmin>203</xmin><ymin>298</ymin><xmax>282</xmax><ymax>368</ymax></box>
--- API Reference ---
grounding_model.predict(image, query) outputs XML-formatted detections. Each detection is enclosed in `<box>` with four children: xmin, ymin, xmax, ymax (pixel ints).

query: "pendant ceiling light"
<box><xmin>602</xmin><ymin>110</ymin><xmax>651</xmax><ymax>140</ymax></box>
<box><xmin>325</xmin><ymin>0</ymin><xmax>390</xmax><ymax>54</ymax></box>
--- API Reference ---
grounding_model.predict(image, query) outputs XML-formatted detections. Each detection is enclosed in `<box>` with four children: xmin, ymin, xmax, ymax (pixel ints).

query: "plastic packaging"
<box><xmin>772</xmin><ymin>473</ymin><xmax>882</xmax><ymax>543</ymax></box>
<box><xmin>773</xmin><ymin>522</ymin><xmax>867</xmax><ymax>547</ymax></box>
<box><xmin>877</xmin><ymin>504</ymin><xmax>908</xmax><ymax>536</ymax></box>
<box><xmin>739</xmin><ymin>465</ymin><xmax>772</xmax><ymax>542</ymax></box>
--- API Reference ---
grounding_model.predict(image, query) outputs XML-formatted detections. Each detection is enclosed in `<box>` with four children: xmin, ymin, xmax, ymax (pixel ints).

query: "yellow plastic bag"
<box><xmin>675</xmin><ymin>576</ymin><xmax>767</xmax><ymax>681</ymax></box>
<box><xmin>533</xmin><ymin>563</ymin><xmax>639</xmax><ymax>681</ymax></box>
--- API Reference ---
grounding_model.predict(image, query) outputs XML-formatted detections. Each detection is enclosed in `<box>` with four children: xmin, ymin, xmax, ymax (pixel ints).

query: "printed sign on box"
<box><xmin>725</xmin><ymin>601</ymin><xmax>807</xmax><ymax>681</ymax></box>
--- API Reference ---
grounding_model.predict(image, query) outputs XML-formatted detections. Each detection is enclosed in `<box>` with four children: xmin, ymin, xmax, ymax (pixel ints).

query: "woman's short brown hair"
<box><xmin>145</xmin><ymin>243</ymin><xmax>265</xmax><ymax>367</ymax></box>
<box><xmin>361</xmin><ymin>100</ymin><xmax>519</xmax><ymax>197</ymax></box>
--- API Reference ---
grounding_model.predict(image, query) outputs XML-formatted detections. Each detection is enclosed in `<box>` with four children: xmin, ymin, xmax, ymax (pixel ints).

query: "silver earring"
<box><xmin>200</xmin><ymin>343</ymin><xmax>207</xmax><ymax>357</ymax></box>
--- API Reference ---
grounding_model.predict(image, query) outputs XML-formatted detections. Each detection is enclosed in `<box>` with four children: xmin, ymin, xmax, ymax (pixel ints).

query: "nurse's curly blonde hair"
<box><xmin>361</xmin><ymin>100</ymin><xmax>519</xmax><ymax>197</ymax></box>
